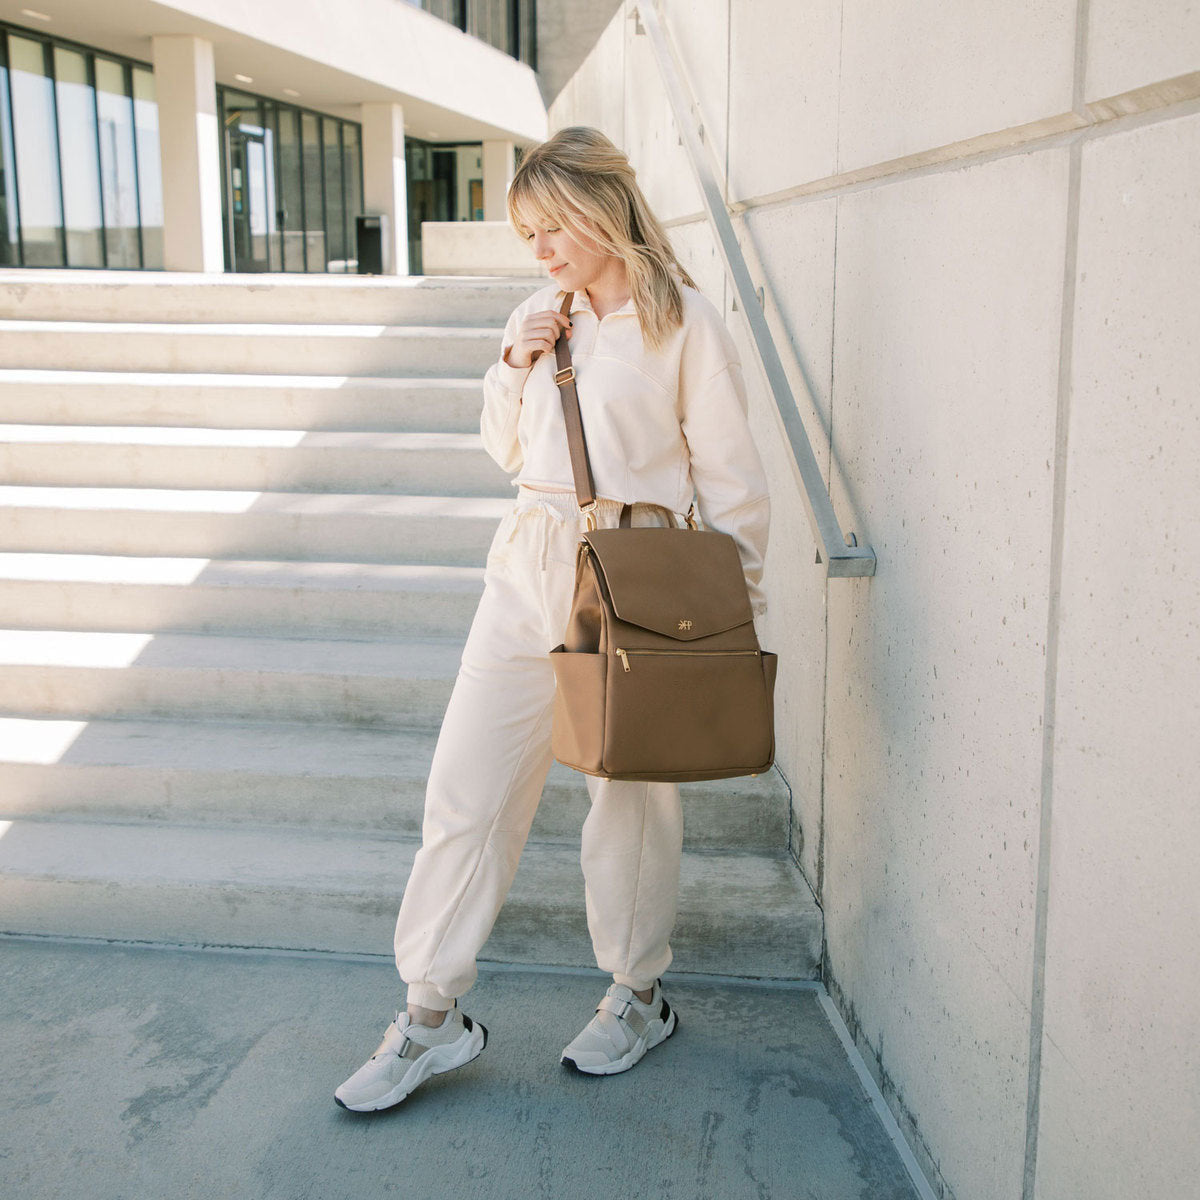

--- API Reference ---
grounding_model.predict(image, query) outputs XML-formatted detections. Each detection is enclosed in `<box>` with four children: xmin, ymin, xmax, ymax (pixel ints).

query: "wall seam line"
<box><xmin>1022</xmin><ymin>3</ymin><xmax>1090</xmax><ymax>1195</ymax></box>
<box><xmin>817</xmin><ymin>0</ymin><xmax>847</xmax><ymax>936</ymax></box>
<box><xmin>1021</xmin><ymin>133</ymin><xmax>1079</xmax><ymax>1200</ymax></box>
<box><xmin>659</xmin><ymin>81</ymin><xmax>1199</xmax><ymax>233</ymax></box>
<box><xmin>724</xmin><ymin>0</ymin><xmax>731</xmax><ymax>208</ymax></box>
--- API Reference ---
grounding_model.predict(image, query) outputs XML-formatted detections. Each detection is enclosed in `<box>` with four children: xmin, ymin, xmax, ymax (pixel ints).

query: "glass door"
<box><xmin>218</xmin><ymin>86</ymin><xmax>361</xmax><ymax>275</ymax></box>
<box><xmin>227</xmin><ymin>125</ymin><xmax>271</xmax><ymax>272</ymax></box>
<box><xmin>404</xmin><ymin>140</ymin><xmax>458</xmax><ymax>276</ymax></box>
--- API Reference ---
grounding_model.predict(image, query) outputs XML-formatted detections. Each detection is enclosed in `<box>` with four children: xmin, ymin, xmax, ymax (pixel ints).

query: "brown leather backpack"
<box><xmin>546</xmin><ymin>292</ymin><xmax>778</xmax><ymax>781</ymax></box>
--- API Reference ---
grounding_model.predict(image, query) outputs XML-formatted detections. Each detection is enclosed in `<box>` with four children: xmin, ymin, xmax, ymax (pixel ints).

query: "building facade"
<box><xmin>0</xmin><ymin>0</ymin><xmax>553</xmax><ymax>274</ymax></box>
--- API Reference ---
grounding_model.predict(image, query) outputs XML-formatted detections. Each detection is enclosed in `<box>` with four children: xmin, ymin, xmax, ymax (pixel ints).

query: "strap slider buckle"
<box><xmin>554</xmin><ymin>365</ymin><xmax>576</xmax><ymax>386</ymax></box>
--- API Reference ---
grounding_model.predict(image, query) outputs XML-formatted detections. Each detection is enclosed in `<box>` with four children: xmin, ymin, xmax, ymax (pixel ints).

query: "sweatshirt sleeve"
<box><xmin>678</xmin><ymin>315</ymin><xmax>771</xmax><ymax>619</ymax></box>
<box><xmin>480</xmin><ymin>303</ymin><xmax>535</xmax><ymax>475</ymax></box>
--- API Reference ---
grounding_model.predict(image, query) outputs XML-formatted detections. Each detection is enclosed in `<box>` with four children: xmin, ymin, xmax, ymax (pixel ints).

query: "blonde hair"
<box><xmin>506</xmin><ymin>126</ymin><xmax>699</xmax><ymax>352</ymax></box>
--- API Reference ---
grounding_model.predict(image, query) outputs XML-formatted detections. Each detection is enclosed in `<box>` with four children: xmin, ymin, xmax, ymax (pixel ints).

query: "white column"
<box><xmin>151</xmin><ymin>35</ymin><xmax>224</xmax><ymax>273</ymax></box>
<box><xmin>482</xmin><ymin>140</ymin><xmax>516</xmax><ymax>221</ymax></box>
<box><xmin>360</xmin><ymin>102</ymin><xmax>409</xmax><ymax>276</ymax></box>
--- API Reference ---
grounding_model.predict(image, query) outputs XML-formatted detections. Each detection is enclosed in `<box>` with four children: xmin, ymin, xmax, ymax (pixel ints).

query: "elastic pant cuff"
<box><xmin>405</xmin><ymin>982</ymin><xmax>457</xmax><ymax>1011</ymax></box>
<box><xmin>611</xmin><ymin>973</ymin><xmax>658</xmax><ymax>994</ymax></box>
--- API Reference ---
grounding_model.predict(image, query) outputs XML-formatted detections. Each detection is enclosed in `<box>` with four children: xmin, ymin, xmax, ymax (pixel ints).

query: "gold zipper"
<box><xmin>614</xmin><ymin>647</ymin><xmax>761</xmax><ymax>673</ymax></box>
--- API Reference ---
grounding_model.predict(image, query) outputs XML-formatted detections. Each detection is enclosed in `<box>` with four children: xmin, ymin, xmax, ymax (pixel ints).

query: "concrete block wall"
<box><xmin>548</xmin><ymin>3</ymin><xmax>1200</xmax><ymax>1197</ymax></box>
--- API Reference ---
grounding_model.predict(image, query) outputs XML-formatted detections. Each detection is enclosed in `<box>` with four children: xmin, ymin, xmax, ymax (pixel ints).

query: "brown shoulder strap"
<box><xmin>552</xmin><ymin>292</ymin><xmax>597</xmax><ymax>512</ymax></box>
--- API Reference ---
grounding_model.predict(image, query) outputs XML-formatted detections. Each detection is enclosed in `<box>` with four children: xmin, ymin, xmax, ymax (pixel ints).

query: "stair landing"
<box><xmin>0</xmin><ymin>938</ymin><xmax>924</xmax><ymax>1200</ymax></box>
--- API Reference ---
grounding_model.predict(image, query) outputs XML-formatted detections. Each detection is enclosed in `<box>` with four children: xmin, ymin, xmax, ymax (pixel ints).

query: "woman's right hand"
<box><xmin>503</xmin><ymin>308</ymin><xmax>573</xmax><ymax>369</ymax></box>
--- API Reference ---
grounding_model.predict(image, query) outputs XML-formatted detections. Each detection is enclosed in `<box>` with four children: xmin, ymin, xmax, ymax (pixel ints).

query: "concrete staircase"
<box><xmin>0</xmin><ymin>270</ymin><xmax>822</xmax><ymax>979</ymax></box>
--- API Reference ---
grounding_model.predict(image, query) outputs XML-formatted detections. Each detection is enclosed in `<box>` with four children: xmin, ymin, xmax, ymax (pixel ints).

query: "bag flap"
<box><xmin>583</xmin><ymin>527</ymin><xmax>753</xmax><ymax>640</ymax></box>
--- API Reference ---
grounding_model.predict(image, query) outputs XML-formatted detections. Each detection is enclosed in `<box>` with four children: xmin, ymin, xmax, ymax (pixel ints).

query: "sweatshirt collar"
<box><xmin>556</xmin><ymin>288</ymin><xmax>637</xmax><ymax>318</ymax></box>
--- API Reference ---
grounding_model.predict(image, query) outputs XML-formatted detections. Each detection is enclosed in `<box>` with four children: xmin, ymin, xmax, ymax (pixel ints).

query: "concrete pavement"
<box><xmin>0</xmin><ymin>937</ymin><xmax>920</xmax><ymax>1200</ymax></box>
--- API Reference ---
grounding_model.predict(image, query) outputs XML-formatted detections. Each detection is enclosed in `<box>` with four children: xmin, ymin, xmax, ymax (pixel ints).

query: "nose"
<box><xmin>532</xmin><ymin>233</ymin><xmax>552</xmax><ymax>259</ymax></box>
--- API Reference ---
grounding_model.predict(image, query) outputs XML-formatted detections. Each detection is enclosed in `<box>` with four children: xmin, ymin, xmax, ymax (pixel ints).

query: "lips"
<box><xmin>549</xmin><ymin>264</ymin><xmax>565</xmax><ymax>274</ymax></box>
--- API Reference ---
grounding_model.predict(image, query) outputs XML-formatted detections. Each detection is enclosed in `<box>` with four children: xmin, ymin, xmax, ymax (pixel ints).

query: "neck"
<box><xmin>582</xmin><ymin>259</ymin><xmax>630</xmax><ymax>314</ymax></box>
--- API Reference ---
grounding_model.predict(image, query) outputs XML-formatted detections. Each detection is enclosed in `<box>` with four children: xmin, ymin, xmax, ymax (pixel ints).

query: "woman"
<box><xmin>335</xmin><ymin>126</ymin><xmax>770</xmax><ymax>1111</ymax></box>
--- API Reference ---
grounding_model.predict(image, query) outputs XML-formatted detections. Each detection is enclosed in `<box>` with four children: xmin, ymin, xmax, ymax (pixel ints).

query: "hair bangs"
<box><xmin>505</xmin><ymin>127</ymin><xmax>699</xmax><ymax>351</ymax></box>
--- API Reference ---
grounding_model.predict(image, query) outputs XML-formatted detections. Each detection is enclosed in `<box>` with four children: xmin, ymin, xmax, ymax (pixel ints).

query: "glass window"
<box><xmin>261</xmin><ymin>105</ymin><xmax>280</xmax><ymax>272</ymax></box>
<box><xmin>7</xmin><ymin>35</ymin><xmax>63</xmax><ymax>266</ymax></box>
<box><xmin>0</xmin><ymin>41</ymin><xmax>21</xmax><ymax>265</ymax></box>
<box><xmin>245</xmin><ymin>131</ymin><xmax>270</xmax><ymax>268</ymax></box>
<box><xmin>94</xmin><ymin>57</ymin><xmax>139</xmax><ymax>268</ymax></box>
<box><xmin>132</xmin><ymin>67</ymin><xmax>162</xmax><ymax>268</ymax></box>
<box><xmin>467</xmin><ymin>0</ymin><xmax>515</xmax><ymax>57</ymax></box>
<box><xmin>276</xmin><ymin>106</ymin><xmax>305</xmax><ymax>272</ymax></box>
<box><xmin>220</xmin><ymin>89</ymin><xmax>261</xmax><ymax>271</ymax></box>
<box><xmin>411</xmin><ymin>2</ymin><xmax>470</xmax><ymax>36</ymax></box>
<box><xmin>53</xmin><ymin>47</ymin><xmax>104</xmax><ymax>268</ymax></box>
<box><xmin>0</xmin><ymin>26</ymin><xmax>162</xmax><ymax>271</ymax></box>
<box><xmin>322</xmin><ymin>117</ymin><xmax>345</xmax><ymax>271</ymax></box>
<box><xmin>300</xmin><ymin>111</ymin><xmax>324</xmax><ymax>273</ymax></box>
<box><xmin>344</xmin><ymin>123</ymin><xmax>362</xmax><ymax>271</ymax></box>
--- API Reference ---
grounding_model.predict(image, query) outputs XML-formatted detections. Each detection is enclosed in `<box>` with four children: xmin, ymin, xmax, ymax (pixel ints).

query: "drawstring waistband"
<box><xmin>505</xmin><ymin>494</ymin><xmax>570</xmax><ymax>542</ymax></box>
<box><xmin>505</xmin><ymin>485</ymin><xmax>689</xmax><ymax>544</ymax></box>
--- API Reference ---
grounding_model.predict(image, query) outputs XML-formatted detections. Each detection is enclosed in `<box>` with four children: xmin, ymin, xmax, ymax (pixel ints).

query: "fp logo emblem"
<box><xmin>678</xmin><ymin>619</ymin><xmax>693</xmax><ymax>631</ymax></box>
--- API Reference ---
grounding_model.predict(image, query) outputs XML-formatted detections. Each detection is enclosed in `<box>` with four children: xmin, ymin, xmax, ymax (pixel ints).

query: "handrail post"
<box><xmin>635</xmin><ymin>2</ymin><xmax>876</xmax><ymax>578</ymax></box>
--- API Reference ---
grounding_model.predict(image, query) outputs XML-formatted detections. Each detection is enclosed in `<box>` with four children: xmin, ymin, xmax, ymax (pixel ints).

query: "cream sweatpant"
<box><xmin>394</xmin><ymin>485</ymin><xmax>686</xmax><ymax>1011</ymax></box>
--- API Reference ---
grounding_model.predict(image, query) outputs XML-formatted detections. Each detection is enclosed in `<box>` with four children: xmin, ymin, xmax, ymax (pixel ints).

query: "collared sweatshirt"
<box><xmin>479</xmin><ymin>280</ymin><xmax>771</xmax><ymax>618</ymax></box>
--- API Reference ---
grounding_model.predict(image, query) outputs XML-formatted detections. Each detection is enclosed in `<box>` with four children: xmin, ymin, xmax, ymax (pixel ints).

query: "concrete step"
<box><xmin>0</xmin><ymin>628</ymin><xmax>463</xmax><ymax>726</ymax></box>
<box><xmin>0</xmin><ymin>425</ymin><xmax>511</xmax><ymax>495</ymax></box>
<box><xmin>0</xmin><ymin>487</ymin><xmax>509</xmax><ymax>564</ymax></box>
<box><xmin>0</xmin><ymin>716</ymin><xmax>789</xmax><ymax>852</ymax></box>
<box><xmin>0</xmin><ymin>320</ymin><xmax>502</xmax><ymax>377</ymax></box>
<box><xmin>0</xmin><ymin>818</ymin><xmax>823</xmax><ymax>978</ymax></box>
<box><xmin>0</xmin><ymin>370</ymin><xmax>487</xmax><ymax>432</ymax></box>
<box><xmin>0</xmin><ymin>553</ymin><xmax>487</xmax><ymax>638</ymax></box>
<box><xmin>0</xmin><ymin>270</ymin><xmax>540</xmax><ymax>325</ymax></box>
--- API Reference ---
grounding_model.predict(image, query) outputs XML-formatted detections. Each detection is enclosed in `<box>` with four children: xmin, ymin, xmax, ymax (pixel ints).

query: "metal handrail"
<box><xmin>636</xmin><ymin>2</ymin><xmax>876</xmax><ymax>577</ymax></box>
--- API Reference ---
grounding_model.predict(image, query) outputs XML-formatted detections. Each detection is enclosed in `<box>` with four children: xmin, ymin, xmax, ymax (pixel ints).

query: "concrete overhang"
<box><xmin>0</xmin><ymin>0</ymin><xmax>548</xmax><ymax>143</ymax></box>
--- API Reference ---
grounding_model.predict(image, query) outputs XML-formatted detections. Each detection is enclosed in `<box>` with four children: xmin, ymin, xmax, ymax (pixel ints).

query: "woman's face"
<box><xmin>520</xmin><ymin>213</ymin><xmax>612</xmax><ymax>291</ymax></box>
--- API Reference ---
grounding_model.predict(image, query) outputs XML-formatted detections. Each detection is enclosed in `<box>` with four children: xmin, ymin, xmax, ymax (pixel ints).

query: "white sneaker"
<box><xmin>334</xmin><ymin>1003</ymin><xmax>487</xmax><ymax>1112</ymax></box>
<box><xmin>560</xmin><ymin>979</ymin><xmax>677</xmax><ymax>1076</ymax></box>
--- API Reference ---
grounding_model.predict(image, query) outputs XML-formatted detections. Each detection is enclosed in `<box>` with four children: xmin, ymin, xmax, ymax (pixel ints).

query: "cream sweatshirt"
<box><xmin>480</xmin><ymin>281</ymin><xmax>771</xmax><ymax>618</ymax></box>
